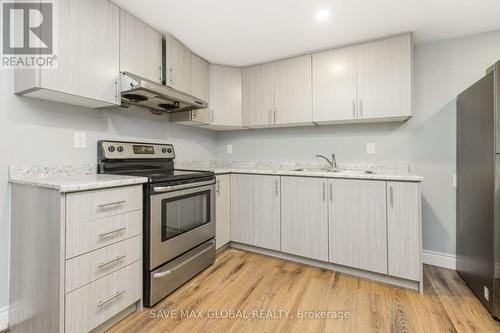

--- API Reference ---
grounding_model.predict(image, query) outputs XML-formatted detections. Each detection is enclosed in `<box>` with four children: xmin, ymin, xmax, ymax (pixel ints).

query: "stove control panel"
<box><xmin>99</xmin><ymin>141</ymin><xmax>175</xmax><ymax>160</ymax></box>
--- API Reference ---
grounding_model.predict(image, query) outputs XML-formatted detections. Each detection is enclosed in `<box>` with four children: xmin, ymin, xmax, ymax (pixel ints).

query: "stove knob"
<box><xmin>117</xmin><ymin>146</ymin><xmax>124</xmax><ymax>152</ymax></box>
<box><xmin>161</xmin><ymin>148</ymin><xmax>167</xmax><ymax>153</ymax></box>
<box><xmin>167</xmin><ymin>148</ymin><xmax>173</xmax><ymax>153</ymax></box>
<box><xmin>108</xmin><ymin>146</ymin><xmax>115</xmax><ymax>152</ymax></box>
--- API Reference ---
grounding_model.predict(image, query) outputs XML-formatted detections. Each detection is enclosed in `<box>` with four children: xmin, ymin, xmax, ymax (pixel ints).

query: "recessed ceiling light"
<box><xmin>315</xmin><ymin>9</ymin><xmax>330</xmax><ymax>22</ymax></box>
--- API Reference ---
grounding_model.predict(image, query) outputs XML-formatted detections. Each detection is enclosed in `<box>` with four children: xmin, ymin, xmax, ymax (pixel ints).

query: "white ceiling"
<box><xmin>112</xmin><ymin>0</ymin><xmax>500</xmax><ymax>67</ymax></box>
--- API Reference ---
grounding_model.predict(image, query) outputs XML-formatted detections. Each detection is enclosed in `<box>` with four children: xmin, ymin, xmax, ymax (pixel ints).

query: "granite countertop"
<box><xmin>9</xmin><ymin>165</ymin><xmax>148</xmax><ymax>193</ymax></box>
<box><xmin>175</xmin><ymin>161</ymin><xmax>423</xmax><ymax>182</ymax></box>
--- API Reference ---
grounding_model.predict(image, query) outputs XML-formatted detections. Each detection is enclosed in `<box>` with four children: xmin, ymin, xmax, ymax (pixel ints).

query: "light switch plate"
<box><xmin>74</xmin><ymin>132</ymin><xmax>87</xmax><ymax>148</ymax></box>
<box><xmin>226</xmin><ymin>144</ymin><xmax>233</xmax><ymax>154</ymax></box>
<box><xmin>366</xmin><ymin>142</ymin><xmax>376</xmax><ymax>154</ymax></box>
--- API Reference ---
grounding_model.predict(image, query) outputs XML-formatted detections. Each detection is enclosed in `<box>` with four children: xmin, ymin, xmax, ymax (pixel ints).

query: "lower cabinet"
<box><xmin>328</xmin><ymin>179</ymin><xmax>388</xmax><ymax>274</ymax></box>
<box><xmin>230</xmin><ymin>174</ymin><xmax>280</xmax><ymax>250</ymax></box>
<box><xmin>280</xmin><ymin>177</ymin><xmax>329</xmax><ymax>261</ymax></box>
<box><xmin>387</xmin><ymin>181</ymin><xmax>421</xmax><ymax>280</ymax></box>
<box><xmin>215</xmin><ymin>175</ymin><xmax>231</xmax><ymax>249</ymax></box>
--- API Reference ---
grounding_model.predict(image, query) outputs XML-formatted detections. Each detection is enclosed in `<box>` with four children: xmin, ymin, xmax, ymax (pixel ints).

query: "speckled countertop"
<box><xmin>8</xmin><ymin>164</ymin><xmax>148</xmax><ymax>193</ymax></box>
<box><xmin>175</xmin><ymin>160</ymin><xmax>423</xmax><ymax>182</ymax></box>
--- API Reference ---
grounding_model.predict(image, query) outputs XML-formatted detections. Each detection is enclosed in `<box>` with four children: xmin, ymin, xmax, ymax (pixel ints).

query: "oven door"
<box><xmin>150</xmin><ymin>180</ymin><xmax>215</xmax><ymax>270</ymax></box>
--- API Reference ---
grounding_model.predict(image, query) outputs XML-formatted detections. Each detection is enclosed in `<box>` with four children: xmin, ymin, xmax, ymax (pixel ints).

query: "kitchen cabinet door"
<box><xmin>120</xmin><ymin>10</ymin><xmax>162</xmax><ymax>83</ymax></box>
<box><xmin>203</xmin><ymin>65</ymin><xmax>243</xmax><ymax>129</ymax></box>
<box><xmin>312</xmin><ymin>46</ymin><xmax>358</xmax><ymax>123</ymax></box>
<box><xmin>230</xmin><ymin>174</ymin><xmax>280</xmax><ymax>250</ymax></box>
<box><xmin>329</xmin><ymin>179</ymin><xmax>388</xmax><ymax>274</ymax></box>
<box><xmin>273</xmin><ymin>55</ymin><xmax>313</xmax><ymax>125</ymax></box>
<box><xmin>215</xmin><ymin>175</ymin><xmax>231</xmax><ymax>249</ymax></box>
<box><xmin>15</xmin><ymin>0</ymin><xmax>120</xmax><ymax>107</ymax></box>
<box><xmin>190</xmin><ymin>53</ymin><xmax>211</xmax><ymax>123</ymax></box>
<box><xmin>357</xmin><ymin>33</ymin><xmax>412</xmax><ymax>120</ymax></box>
<box><xmin>387</xmin><ymin>182</ymin><xmax>421</xmax><ymax>281</ymax></box>
<box><xmin>281</xmin><ymin>177</ymin><xmax>329</xmax><ymax>261</ymax></box>
<box><xmin>242</xmin><ymin>63</ymin><xmax>275</xmax><ymax>128</ymax></box>
<box><xmin>165</xmin><ymin>34</ymin><xmax>192</xmax><ymax>93</ymax></box>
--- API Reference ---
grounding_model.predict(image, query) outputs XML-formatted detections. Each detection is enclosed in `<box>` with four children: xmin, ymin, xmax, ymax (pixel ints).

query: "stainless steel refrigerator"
<box><xmin>457</xmin><ymin>60</ymin><xmax>500</xmax><ymax>319</ymax></box>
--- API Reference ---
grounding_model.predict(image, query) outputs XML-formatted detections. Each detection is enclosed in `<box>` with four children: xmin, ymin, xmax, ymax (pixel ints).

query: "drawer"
<box><xmin>66</xmin><ymin>235</ymin><xmax>142</xmax><ymax>293</ymax></box>
<box><xmin>65</xmin><ymin>260</ymin><xmax>142</xmax><ymax>333</ymax></box>
<box><xmin>66</xmin><ymin>185</ymin><xmax>142</xmax><ymax>224</ymax></box>
<box><xmin>66</xmin><ymin>210</ymin><xmax>142</xmax><ymax>259</ymax></box>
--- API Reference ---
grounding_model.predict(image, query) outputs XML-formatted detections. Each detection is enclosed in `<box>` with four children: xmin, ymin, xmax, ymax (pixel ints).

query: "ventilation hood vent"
<box><xmin>120</xmin><ymin>72</ymin><xmax>208</xmax><ymax>114</ymax></box>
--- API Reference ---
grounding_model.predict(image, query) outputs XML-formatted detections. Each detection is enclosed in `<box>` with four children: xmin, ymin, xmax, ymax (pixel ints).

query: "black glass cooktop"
<box><xmin>112</xmin><ymin>169</ymin><xmax>214</xmax><ymax>183</ymax></box>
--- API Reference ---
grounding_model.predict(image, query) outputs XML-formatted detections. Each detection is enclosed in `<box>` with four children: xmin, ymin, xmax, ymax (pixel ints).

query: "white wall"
<box><xmin>216</xmin><ymin>29</ymin><xmax>500</xmax><ymax>256</ymax></box>
<box><xmin>0</xmin><ymin>70</ymin><xmax>217</xmax><ymax>311</ymax></box>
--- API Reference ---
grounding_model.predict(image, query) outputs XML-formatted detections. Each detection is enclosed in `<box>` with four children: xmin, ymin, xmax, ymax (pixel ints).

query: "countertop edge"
<box><xmin>209</xmin><ymin>169</ymin><xmax>423</xmax><ymax>182</ymax></box>
<box><xmin>9</xmin><ymin>177</ymin><xmax>149</xmax><ymax>193</ymax></box>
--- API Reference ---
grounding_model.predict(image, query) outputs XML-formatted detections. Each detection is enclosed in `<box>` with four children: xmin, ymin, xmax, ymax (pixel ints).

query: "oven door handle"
<box><xmin>153</xmin><ymin>179</ymin><xmax>215</xmax><ymax>193</ymax></box>
<box><xmin>152</xmin><ymin>243</ymin><xmax>214</xmax><ymax>279</ymax></box>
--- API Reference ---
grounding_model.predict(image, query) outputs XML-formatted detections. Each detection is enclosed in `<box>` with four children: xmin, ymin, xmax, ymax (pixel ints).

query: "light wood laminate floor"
<box><xmin>110</xmin><ymin>248</ymin><xmax>500</xmax><ymax>333</ymax></box>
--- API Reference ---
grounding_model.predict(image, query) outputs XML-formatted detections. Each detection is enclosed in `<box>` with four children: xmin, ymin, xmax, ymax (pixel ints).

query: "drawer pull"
<box><xmin>97</xmin><ymin>255</ymin><xmax>126</xmax><ymax>269</ymax></box>
<box><xmin>98</xmin><ymin>226</ymin><xmax>126</xmax><ymax>238</ymax></box>
<box><xmin>153</xmin><ymin>270</ymin><xmax>173</xmax><ymax>279</ymax></box>
<box><xmin>97</xmin><ymin>200</ymin><xmax>126</xmax><ymax>209</ymax></box>
<box><xmin>97</xmin><ymin>289</ymin><xmax>126</xmax><ymax>307</ymax></box>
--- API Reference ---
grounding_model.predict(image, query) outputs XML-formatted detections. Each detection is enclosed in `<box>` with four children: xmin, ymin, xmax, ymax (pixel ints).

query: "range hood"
<box><xmin>120</xmin><ymin>72</ymin><xmax>208</xmax><ymax>114</ymax></box>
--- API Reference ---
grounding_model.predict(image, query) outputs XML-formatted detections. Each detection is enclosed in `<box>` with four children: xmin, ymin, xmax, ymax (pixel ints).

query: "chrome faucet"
<box><xmin>315</xmin><ymin>154</ymin><xmax>337</xmax><ymax>169</ymax></box>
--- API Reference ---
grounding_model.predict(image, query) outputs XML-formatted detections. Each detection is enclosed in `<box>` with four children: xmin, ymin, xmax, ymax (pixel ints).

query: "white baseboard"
<box><xmin>0</xmin><ymin>306</ymin><xmax>8</xmax><ymax>331</ymax></box>
<box><xmin>422</xmin><ymin>249</ymin><xmax>456</xmax><ymax>270</ymax></box>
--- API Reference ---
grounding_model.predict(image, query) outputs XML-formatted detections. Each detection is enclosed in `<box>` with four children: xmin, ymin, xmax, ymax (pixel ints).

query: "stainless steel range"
<box><xmin>98</xmin><ymin>140</ymin><xmax>216</xmax><ymax>306</ymax></box>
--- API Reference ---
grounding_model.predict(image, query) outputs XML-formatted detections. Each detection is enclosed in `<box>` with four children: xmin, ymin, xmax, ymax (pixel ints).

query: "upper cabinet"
<box><xmin>242</xmin><ymin>63</ymin><xmax>275</xmax><ymax>127</ymax></box>
<box><xmin>200</xmin><ymin>65</ymin><xmax>244</xmax><ymax>130</ymax></box>
<box><xmin>357</xmin><ymin>34</ymin><xmax>412</xmax><ymax>120</ymax></box>
<box><xmin>120</xmin><ymin>10</ymin><xmax>162</xmax><ymax>83</ymax></box>
<box><xmin>242</xmin><ymin>55</ymin><xmax>313</xmax><ymax>128</ymax></box>
<box><xmin>312</xmin><ymin>46</ymin><xmax>358</xmax><ymax>122</ymax></box>
<box><xmin>168</xmin><ymin>53</ymin><xmax>212</xmax><ymax>125</ymax></box>
<box><xmin>312</xmin><ymin>33</ymin><xmax>412</xmax><ymax>124</ymax></box>
<box><xmin>273</xmin><ymin>55</ymin><xmax>313</xmax><ymax>126</ymax></box>
<box><xmin>15</xmin><ymin>0</ymin><xmax>120</xmax><ymax>108</ymax></box>
<box><xmin>165</xmin><ymin>34</ymin><xmax>192</xmax><ymax>94</ymax></box>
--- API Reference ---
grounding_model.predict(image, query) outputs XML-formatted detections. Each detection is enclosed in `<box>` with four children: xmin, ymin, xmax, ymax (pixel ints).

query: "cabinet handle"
<box><xmin>97</xmin><ymin>200</ymin><xmax>126</xmax><ymax>208</ymax></box>
<box><xmin>98</xmin><ymin>226</ymin><xmax>126</xmax><ymax>238</ymax></box>
<box><xmin>274</xmin><ymin>110</ymin><xmax>277</xmax><ymax>123</ymax></box>
<box><xmin>329</xmin><ymin>183</ymin><xmax>333</xmax><ymax>202</ymax></box>
<box><xmin>97</xmin><ymin>255</ymin><xmax>126</xmax><ymax>269</ymax></box>
<box><xmin>390</xmin><ymin>186</ymin><xmax>394</xmax><ymax>207</ymax></box>
<box><xmin>210</xmin><ymin>109</ymin><xmax>214</xmax><ymax>124</ymax></box>
<box><xmin>268</xmin><ymin>110</ymin><xmax>273</xmax><ymax>124</ymax></box>
<box><xmin>275</xmin><ymin>179</ymin><xmax>279</xmax><ymax>196</ymax></box>
<box><xmin>158</xmin><ymin>66</ymin><xmax>162</xmax><ymax>82</ymax></box>
<box><xmin>216</xmin><ymin>179</ymin><xmax>220</xmax><ymax>194</ymax></box>
<box><xmin>359</xmin><ymin>100</ymin><xmax>363</xmax><ymax>118</ymax></box>
<box><xmin>352</xmin><ymin>100</ymin><xmax>356</xmax><ymax>118</ymax></box>
<box><xmin>169</xmin><ymin>68</ymin><xmax>173</xmax><ymax>84</ymax></box>
<box><xmin>322</xmin><ymin>182</ymin><xmax>326</xmax><ymax>201</ymax></box>
<box><xmin>97</xmin><ymin>290</ymin><xmax>126</xmax><ymax>307</ymax></box>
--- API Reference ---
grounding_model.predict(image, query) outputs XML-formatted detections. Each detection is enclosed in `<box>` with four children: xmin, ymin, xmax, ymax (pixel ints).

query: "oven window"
<box><xmin>161</xmin><ymin>190</ymin><xmax>211</xmax><ymax>241</ymax></box>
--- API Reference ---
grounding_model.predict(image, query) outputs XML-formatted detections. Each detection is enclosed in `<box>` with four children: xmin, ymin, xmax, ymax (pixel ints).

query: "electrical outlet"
<box><xmin>366</xmin><ymin>142</ymin><xmax>376</xmax><ymax>155</ymax></box>
<box><xmin>226</xmin><ymin>144</ymin><xmax>233</xmax><ymax>154</ymax></box>
<box><xmin>452</xmin><ymin>174</ymin><xmax>457</xmax><ymax>187</ymax></box>
<box><xmin>484</xmin><ymin>286</ymin><xmax>490</xmax><ymax>301</ymax></box>
<box><xmin>74</xmin><ymin>132</ymin><xmax>87</xmax><ymax>148</ymax></box>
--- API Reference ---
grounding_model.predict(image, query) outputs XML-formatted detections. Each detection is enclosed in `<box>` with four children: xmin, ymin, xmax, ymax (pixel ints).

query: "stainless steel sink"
<box><xmin>292</xmin><ymin>168</ymin><xmax>373</xmax><ymax>174</ymax></box>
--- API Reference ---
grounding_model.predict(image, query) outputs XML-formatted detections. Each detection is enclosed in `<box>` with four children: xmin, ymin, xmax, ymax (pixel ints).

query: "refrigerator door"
<box><xmin>457</xmin><ymin>71</ymin><xmax>495</xmax><ymax>314</ymax></box>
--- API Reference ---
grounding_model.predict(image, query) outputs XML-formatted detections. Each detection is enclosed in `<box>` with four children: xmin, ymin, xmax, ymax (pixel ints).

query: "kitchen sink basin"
<box><xmin>292</xmin><ymin>168</ymin><xmax>373</xmax><ymax>174</ymax></box>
